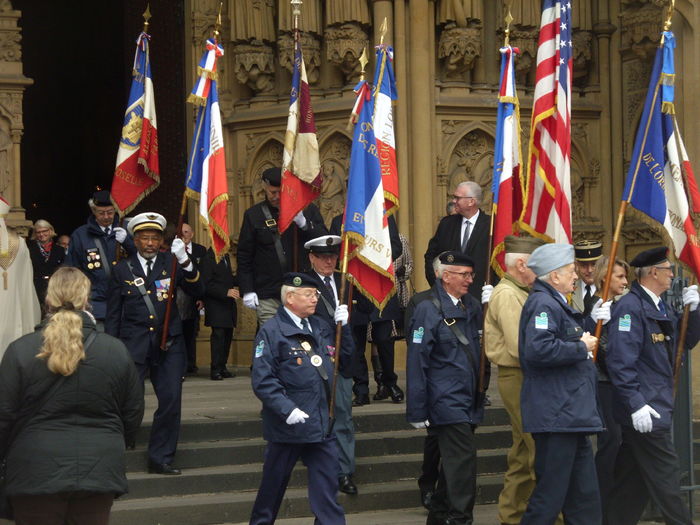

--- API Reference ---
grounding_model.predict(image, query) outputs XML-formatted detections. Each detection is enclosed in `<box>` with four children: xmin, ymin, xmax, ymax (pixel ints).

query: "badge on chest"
<box><xmin>154</xmin><ymin>278</ymin><xmax>171</xmax><ymax>301</ymax></box>
<box><xmin>85</xmin><ymin>248</ymin><xmax>102</xmax><ymax>270</ymax></box>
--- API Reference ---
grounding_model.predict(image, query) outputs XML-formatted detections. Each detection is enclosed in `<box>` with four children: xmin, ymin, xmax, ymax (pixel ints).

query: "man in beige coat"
<box><xmin>484</xmin><ymin>235</ymin><xmax>549</xmax><ymax>525</ymax></box>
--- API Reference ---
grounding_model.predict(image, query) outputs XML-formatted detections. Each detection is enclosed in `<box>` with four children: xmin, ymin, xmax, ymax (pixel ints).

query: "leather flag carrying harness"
<box><xmin>261</xmin><ymin>203</ymin><xmax>287</xmax><ymax>271</ymax></box>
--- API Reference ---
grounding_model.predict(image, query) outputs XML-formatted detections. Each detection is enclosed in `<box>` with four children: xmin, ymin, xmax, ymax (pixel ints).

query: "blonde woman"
<box><xmin>0</xmin><ymin>267</ymin><xmax>144</xmax><ymax>525</ymax></box>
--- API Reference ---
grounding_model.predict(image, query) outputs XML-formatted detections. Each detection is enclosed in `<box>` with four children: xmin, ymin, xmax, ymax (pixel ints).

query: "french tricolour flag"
<box><xmin>623</xmin><ymin>30</ymin><xmax>700</xmax><ymax>278</ymax></box>
<box><xmin>490</xmin><ymin>45</ymin><xmax>524</xmax><ymax>276</ymax></box>
<box><xmin>373</xmin><ymin>45</ymin><xmax>399</xmax><ymax>216</ymax></box>
<box><xmin>185</xmin><ymin>39</ymin><xmax>230</xmax><ymax>260</ymax></box>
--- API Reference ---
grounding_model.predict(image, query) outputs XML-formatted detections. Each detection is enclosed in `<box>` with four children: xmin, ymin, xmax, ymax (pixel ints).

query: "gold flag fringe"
<box><xmin>187</xmin><ymin>93</ymin><xmax>208</xmax><ymax>106</ymax></box>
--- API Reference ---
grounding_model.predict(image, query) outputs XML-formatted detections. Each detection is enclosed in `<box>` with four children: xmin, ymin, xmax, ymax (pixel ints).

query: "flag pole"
<box><xmin>593</xmin><ymin>1</ymin><xmax>674</xmax><ymax>360</ymax></box>
<box><xmin>160</xmin><ymin>2</ymin><xmax>223</xmax><ymax>350</ymax></box>
<box><xmin>478</xmin><ymin>5</ymin><xmax>513</xmax><ymax>395</ymax></box>
<box><xmin>328</xmin><ymin>48</ymin><xmax>369</xmax><ymax>435</ymax></box>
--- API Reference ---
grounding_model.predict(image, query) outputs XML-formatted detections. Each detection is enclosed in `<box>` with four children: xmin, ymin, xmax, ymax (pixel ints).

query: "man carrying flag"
<box><xmin>519</xmin><ymin>0</ymin><xmax>573</xmax><ymax>243</ymax></box>
<box><xmin>111</xmin><ymin>11</ymin><xmax>159</xmax><ymax>217</ymax></box>
<box><xmin>604</xmin><ymin>24</ymin><xmax>700</xmax><ymax>525</ymax></box>
<box><xmin>184</xmin><ymin>36</ymin><xmax>229</xmax><ymax>260</ymax></box>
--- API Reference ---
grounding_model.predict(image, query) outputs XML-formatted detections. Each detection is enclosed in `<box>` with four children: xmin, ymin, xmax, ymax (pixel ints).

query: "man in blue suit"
<box><xmin>406</xmin><ymin>251</ymin><xmax>484</xmax><ymax>525</ymax></box>
<box><xmin>606</xmin><ymin>247</ymin><xmax>699</xmax><ymax>525</ymax></box>
<box><xmin>105</xmin><ymin>212</ymin><xmax>203</xmax><ymax>475</ymax></box>
<box><xmin>249</xmin><ymin>272</ymin><xmax>350</xmax><ymax>525</ymax></box>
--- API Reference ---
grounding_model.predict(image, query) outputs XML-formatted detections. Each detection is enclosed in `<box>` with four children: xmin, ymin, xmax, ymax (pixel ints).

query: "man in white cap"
<box><xmin>0</xmin><ymin>195</ymin><xmax>40</xmax><ymax>358</ymax></box>
<box><xmin>105</xmin><ymin>212</ymin><xmax>203</xmax><ymax>475</ymax></box>
<box><xmin>519</xmin><ymin>243</ymin><xmax>602</xmax><ymax>525</ymax></box>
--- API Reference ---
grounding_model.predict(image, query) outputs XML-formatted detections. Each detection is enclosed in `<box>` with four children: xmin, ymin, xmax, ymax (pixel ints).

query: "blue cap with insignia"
<box><xmin>438</xmin><ymin>251</ymin><xmax>475</xmax><ymax>267</ymax></box>
<box><xmin>283</xmin><ymin>272</ymin><xmax>318</xmax><ymax>288</ymax></box>
<box><xmin>527</xmin><ymin>243</ymin><xmax>574</xmax><ymax>277</ymax></box>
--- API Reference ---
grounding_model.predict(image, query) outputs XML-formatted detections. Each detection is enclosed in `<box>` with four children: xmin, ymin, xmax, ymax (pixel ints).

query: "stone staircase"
<box><xmin>109</xmin><ymin>374</ymin><xmax>512</xmax><ymax>525</ymax></box>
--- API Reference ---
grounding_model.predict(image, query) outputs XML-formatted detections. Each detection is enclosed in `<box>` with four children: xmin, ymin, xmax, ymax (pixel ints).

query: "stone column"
<box><xmin>372</xmin><ymin>0</ymin><xmax>393</xmax><ymax>47</ymax></box>
<box><xmin>408</xmin><ymin>0</ymin><xmax>434</xmax><ymax>289</ymax></box>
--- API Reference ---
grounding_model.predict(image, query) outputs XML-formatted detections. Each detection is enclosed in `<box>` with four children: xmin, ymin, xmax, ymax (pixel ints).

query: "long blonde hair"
<box><xmin>36</xmin><ymin>267</ymin><xmax>91</xmax><ymax>376</ymax></box>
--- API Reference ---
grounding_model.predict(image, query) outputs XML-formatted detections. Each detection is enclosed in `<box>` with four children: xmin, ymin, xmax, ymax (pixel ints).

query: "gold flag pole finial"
<box><xmin>379</xmin><ymin>17</ymin><xmax>388</xmax><ymax>46</ymax></box>
<box><xmin>214</xmin><ymin>1</ymin><xmax>223</xmax><ymax>40</ymax></box>
<box><xmin>142</xmin><ymin>4</ymin><xmax>151</xmax><ymax>33</ymax></box>
<box><xmin>504</xmin><ymin>2</ymin><xmax>513</xmax><ymax>47</ymax></box>
<box><xmin>358</xmin><ymin>47</ymin><xmax>369</xmax><ymax>81</ymax></box>
<box><xmin>291</xmin><ymin>0</ymin><xmax>303</xmax><ymax>32</ymax></box>
<box><xmin>663</xmin><ymin>0</ymin><xmax>675</xmax><ymax>32</ymax></box>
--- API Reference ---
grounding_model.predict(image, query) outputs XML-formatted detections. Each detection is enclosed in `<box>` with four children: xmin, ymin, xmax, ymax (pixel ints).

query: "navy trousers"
<box><xmin>136</xmin><ymin>338</ymin><xmax>185</xmax><ymax>465</ymax></box>
<box><xmin>249</xmin><ymin>437</ymin><xmax>346</xmax><ymax>525</ymax></box>
<box><xmin>596</xmin><ymin>381</ymin><xmax>622</xmax><ymax>525</ymax></box>
<box><xmin>520</xmin><ymin>432</ymin><xmax>601</xmax><ymax>525</ymax></box>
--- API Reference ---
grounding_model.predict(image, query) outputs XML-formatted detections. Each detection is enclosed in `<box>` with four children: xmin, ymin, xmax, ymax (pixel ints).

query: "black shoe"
<box><xmin>220</xmin><ymin>369</ymin><xmax>234</xmax><ymax>378</ymax></box>
<box><xmin>389</xmin><ymin>384</ymin><xmax>404</xmax><ymax>403</ymax></box>
<box><xmin>210</xmin><ymin>372</ymin><xmax>224</xmax><ymax>381</ymax></box>
<box><xmin>373</xmin><ymin>385</ymin><xmax>390</xmax><ymax>401</ymax></box>
<box><xmin>186</xmin><ymin>365</ymin><xmax>198</xmax><ymax>375</ymax></box>
<box><xmin>421</xmin><ymin>489</ymin><xmax>434</xmax><ymax>509</ymax></box>
<box><xmin>352</xmin><ymin>394</ymin><xmax>370</xmax><ymax>407</ymax></box>
<box><xmin>338</xmin><ymin>474</ymin><xmax>358</xmax><ymax>495</ymax></box>
<box><xmin>148</xmin><ymin>461</ymin><xmax>182</xmax><ymax>475</ymax></box>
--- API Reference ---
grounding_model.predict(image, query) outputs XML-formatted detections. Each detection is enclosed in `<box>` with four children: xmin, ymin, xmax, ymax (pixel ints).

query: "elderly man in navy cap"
<box><xmin>237</xmin><ymin>167</ymin><xmax>327</xmax><ymax>326</ymax></box>
<box><xmin>105</xmin><ymin>212</ymin><xmax>203</xmax><ymax>475</ymax></box>
<box><xmin>518</xmin><ymin>243</ymin><xmax>602</xmax><ymax>525</ymax></box>
<box><xmin>406</xmin><ymin>251</ymin><xmax>485</xmax><ymax>525</ymax></box>
<box><xmin>605</xmin><ymin>247</ymin><xmax>699</xmax><ymax>525</ymax></box>
<box><xmin>65</xmin><ymin>190</ymin><xmax>135</xmax><ymax>326</ymax></box>
<box><xmin>249</xmin><ymin>272</ymin><xmax>350</xmax><ymax>525</ymax></box>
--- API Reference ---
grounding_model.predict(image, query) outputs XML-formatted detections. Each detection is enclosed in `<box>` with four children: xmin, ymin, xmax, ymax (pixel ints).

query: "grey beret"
<box><xmin>527</xmin><ymin>243</ymin><xmax>575</xmax><ymax>277</ymax></box>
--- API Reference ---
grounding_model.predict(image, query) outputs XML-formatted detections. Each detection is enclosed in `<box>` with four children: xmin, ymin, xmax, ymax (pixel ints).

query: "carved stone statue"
<box><xmin>279</xmin><ymin>0</ymin><xmax>322</xmax><ymax>34</ymax></box>
<box><xmin>325</xmin><ymin>0</ymin><xmax>371</xmax><ymax>26</ymax></box>
<box><xmin>318</xmin><ymin>161</ymin><xmax>346</xmax><ymax>226</ymax></box>
<box><xmin>438</xmin><ymin>0</ymin><xmax>482</xmax><ymax>27</ymax></box>
<box><xmin>231</xmin><ymin>0</ymin><xmax>275</xmax><ymax>42</ymax></box>
<box><xmin>438</xmin><ymin>26</ymin><xmax>481</xmax><ymax>81</ymax></box>
<box><xmin>231</xmin><ymin>0</ymin><xmax>276</xmax><ymax>95</ymax></box>
<box><xmin>325</xmin><ymin>23</ymin><xmax>369</xmax><ymax>85</ymax></box>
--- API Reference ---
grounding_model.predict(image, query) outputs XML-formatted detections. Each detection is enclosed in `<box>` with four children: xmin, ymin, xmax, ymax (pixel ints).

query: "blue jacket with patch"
<box><xmin>519</xmin><ymin>280</ymin><xmax>602</xmax><ymax>434</ymax></box>
<box><xmin>64</xmin><ymin>215</ymin><xmax>136</xmax><ymax>320</ymax></box>
<box><xmin>251</xmin><ymin>307</ymin><xmax>350</xmax><ymax>443</ymax></box>
<box><xmin>606</xmin><ymin>281</ymin><xmax>700</xmax><ymax>431</ymax></box>
<box><xmin>406</xmin><ymin>281</ymin><xmax>484</xmax><ymax>426</ymax></box>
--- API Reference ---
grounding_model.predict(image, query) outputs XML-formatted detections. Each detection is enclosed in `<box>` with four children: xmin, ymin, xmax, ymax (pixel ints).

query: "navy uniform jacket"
<box><xmin>252</xmin><ymin>307</ymin><xmax>351</xmax><ymax>443</ymax></box>
<box><xmin>104</xmin><ymin>252</ymin><xmax>203</xmax><ymax>364</ymax></box>
<box><xmin>64</xmin><ymin>216</ymin><xmax>136</xmax><ymax>320</ymax></box>
<box><xmin>519</xmin><ymin>280</ymin><xmax>602</xmax><ymax>434</ymax></box>
<box><xmin>330</xmin><ymin>213</ymin><xmax>403</xmax><ymax>323</ymax></box>
<box><xmin>237</xmin><ymin>201</ymin><xmax>327</xmax><ymax>300</ymax></box>
<box><xmin>423</xmin><ymin>211</ymin><xmax>495</xmax><ymax>302</ymax></box>
<box><xmin>406</xmin><ymin>281</ymin><xmax>484</xmax><ymax>426</ymax></box>
<box><xmin>306</xmin><ymin>270</ymin><xmax>354</xmax><ymax>379</ymax></box>
<box><xmin>607</xmin><ymin>281</ymin><xmax>700</xmax><ymax>431</ymax></box>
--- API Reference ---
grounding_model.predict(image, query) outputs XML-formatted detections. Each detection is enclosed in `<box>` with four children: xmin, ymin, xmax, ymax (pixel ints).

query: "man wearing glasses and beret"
<box><xmin>424</xmin><ymin>181</ymin><xmax>494</xmax><ymax>305</ymax></box>
<box><xmin>606</xmin><ymin>247</ymin><xmax>700</xmax><ymax>525</ymax></box>
<box><xmin>407</xmin><ymin>251</ymin><xmax>485</xmax><ymax>525</ymax></box>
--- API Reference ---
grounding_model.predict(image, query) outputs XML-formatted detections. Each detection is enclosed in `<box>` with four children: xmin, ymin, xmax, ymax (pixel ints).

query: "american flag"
<box><xmin>519</xmin><ymin>0</ymin><xmax>573</xmax><ymax>243</ymax></box>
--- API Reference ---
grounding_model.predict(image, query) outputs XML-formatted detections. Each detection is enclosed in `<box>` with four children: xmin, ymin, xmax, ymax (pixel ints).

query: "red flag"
<box><xmin>279</xmin><ymin>34</ymin><xmax>321</xmax><ymax>234</ymax></box>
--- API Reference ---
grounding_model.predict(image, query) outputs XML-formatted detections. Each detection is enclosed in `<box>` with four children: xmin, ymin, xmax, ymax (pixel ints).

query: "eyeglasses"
<box><xmin>292</xmin><ymin>290</ymin><xmax>321</xmax><ymax>299</ymax></box>
<box><xmin>451</xmin><ymin>195</ymin><xmax>474</xmax><ymax>201</ymax></box>
<box><xmin>654</xmin><ymin>265</ymin><xmax>674</xmax><ymax>273</ymax></box>
<box><xmin>444</xmin><ymin>269</ymin><xmax>475</xmax><ymax>280</ymax></box>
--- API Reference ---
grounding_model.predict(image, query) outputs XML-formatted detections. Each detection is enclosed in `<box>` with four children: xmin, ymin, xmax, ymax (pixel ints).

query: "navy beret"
<box><xmin>91</xmin><ymin>190</ymin><xmax>112</xmax><ymax>207</ymax></box>
<box><xmin>262</xmin><ymin>167</ymin><xmax>281</xmax><ymax>187</ymax></box>
<box><xmin>438</xmin><ymin>251</ymin><xmax>475</xmax><ymax>267</ymax></box>
<box><xmin>629</xmin><ymin>247</ymin><xmax>668</xmax><ymax>268</ymax></box>
<box><xmin>283</xmin><ymin>272</ymin><xmax>318</xmax><ymax>288</ymax></box>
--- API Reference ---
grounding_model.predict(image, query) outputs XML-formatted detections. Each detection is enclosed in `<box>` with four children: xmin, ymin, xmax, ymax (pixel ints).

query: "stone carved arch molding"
<box><xmin>442</xmin><ymin>127</ymin><xmax>496</xmax><ymax>212</ymax></box>
<box><xmin>317</xmin><ymin>131</ymin><xmax>352</xmax><ymax>226</ymax></box>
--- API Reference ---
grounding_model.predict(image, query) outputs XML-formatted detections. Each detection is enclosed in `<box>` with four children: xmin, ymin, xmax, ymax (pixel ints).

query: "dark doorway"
<box><xmin>16</xmin><ymin>0</ymin><xmax>186</xmax><ymax>236</ymax></box>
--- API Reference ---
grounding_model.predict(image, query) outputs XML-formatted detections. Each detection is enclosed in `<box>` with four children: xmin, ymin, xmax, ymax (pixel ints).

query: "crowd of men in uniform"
<box><xmin>11</xmin><ymin>164</ymin><xmax>700</xmax><ymax>525</ymax></box>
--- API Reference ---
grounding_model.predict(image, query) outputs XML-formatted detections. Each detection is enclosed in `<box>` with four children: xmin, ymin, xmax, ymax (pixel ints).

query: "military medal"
<box><xmin>94</xmin><ymin>261</ymin><xmax>101</xmax><ymax>268</ymax></box>
<box><xmin>296</xmin><ymin>357</ymin><xmax>303</xmax><ymax>365</ymax></box>
<box><xmin>87</xmin><ymin>263</ymin><xmax>94</xmax><ymax>270</ymax></box>
<box><xmin>310</xmin><ymin>355</ymin><xmax>323</xmax><ymax>367</ymax></box>
<box><xmin>300</xmin><ymin>341</ymin><xmax>311</xmax><ymax>352</ymax></box>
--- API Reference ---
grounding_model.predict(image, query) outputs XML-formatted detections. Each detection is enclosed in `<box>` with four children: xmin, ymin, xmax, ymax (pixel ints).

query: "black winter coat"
<box><xmin>201</xmin><ymin>248</ymin><xmax>238</xmax><ymax>328</ymax></box>
<box><xmin>0</xmin><ymin>313</ymin><xmax>144</xmax><ymax>497</ymax></box>
<box><xmin>28</xmin><ymin>241</ymin><xmax>65</xmax><ymax>306</ymax></box>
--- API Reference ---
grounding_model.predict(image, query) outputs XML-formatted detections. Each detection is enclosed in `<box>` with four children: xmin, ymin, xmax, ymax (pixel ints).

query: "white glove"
<box><xmin>590</xmin><ymin>299</ymin><xmax>612</xmax><ymax>325</ymax></box>
<box><xmin>292</xmin><ymin>211</ymin><xmax>307</xmax><ymax>229</ymax></box>
<box><xmin>682</xmin><ymin>285</ymin><xmax>699</xmax><ymax>312</ymax></box>
<box><xmin>243</xmin><ymin>292</ymin><xmax>259</xmax><ymax>309</ymax></box>
<box><xmin>113</xmin><ymin>227</ymin><xmax>127</xmax><ymax>243</ymax></box>
<box><xmin>334</xmin><ymin>304</ymin><xmax>349</xmax><ymax>326</ymax></box>
<box><xmin>170</xmin><ymin>238</ymin><xmax>189</xmax><ymax>265</ymax></box>
<box><xmin>410</xmin><ymin>420</ymin><xmax>430</xmax><ymax>429</ymax></box>
<box><xmin>631</xmin><ymin>404</ymin><xmax>660</xmax><ymax>433</ymax></box>
<box><xmin>285</xmin><ymin>408</ymin><xmax>309</xmax><ymax>425</ymax></box>
<box><xmin>481</xmin><ymin>284</ymin><xmax>494</xmax><ymax>304</ymax></box>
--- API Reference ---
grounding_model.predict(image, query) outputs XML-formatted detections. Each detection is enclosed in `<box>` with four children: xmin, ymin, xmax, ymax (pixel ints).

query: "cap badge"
<box><xmin>293</xmin><ymin>276</ymin><xmax>302</xmax><ymax>286</ymax></box>
<box><xmin>447</xmin><ymin>254</ymin><xmax>454</xmax><ymax>263</ymax></box>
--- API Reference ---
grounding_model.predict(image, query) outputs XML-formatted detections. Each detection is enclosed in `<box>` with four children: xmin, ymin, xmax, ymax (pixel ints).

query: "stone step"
<box><xmin>111</xmin><ymin>476</ymin><xmax>504</xmax><ymax>525</ymax></box>
<box><xmin>123</xmin><ymin>449</ymin><xmax>509</xmax><ymax>500</ymax></box>
<box><xmin>126</xmin><ymin>425</ymin><xmax>513</xmax><ymax>471</ymax></box>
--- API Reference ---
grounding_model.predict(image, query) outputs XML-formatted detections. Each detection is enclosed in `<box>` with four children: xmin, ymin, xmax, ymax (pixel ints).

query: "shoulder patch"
<box><xmin>412</xmin><ymin>326</ymin><xmax>424</xmax><ymax>343</ymax></box>
<box><xmin>254</xmin><ymin>340</ymin><xmax>265</xmax><ymax>358</ymax></box>
<box><xmin>535</xmin><ymin>312</ymin><xmax>549</xmax><ymax>330</ymax></box>
<box><xmin>618</xmin><ymin>314</ymin><xmax>632</xmax><ymax>332</ymax></box>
